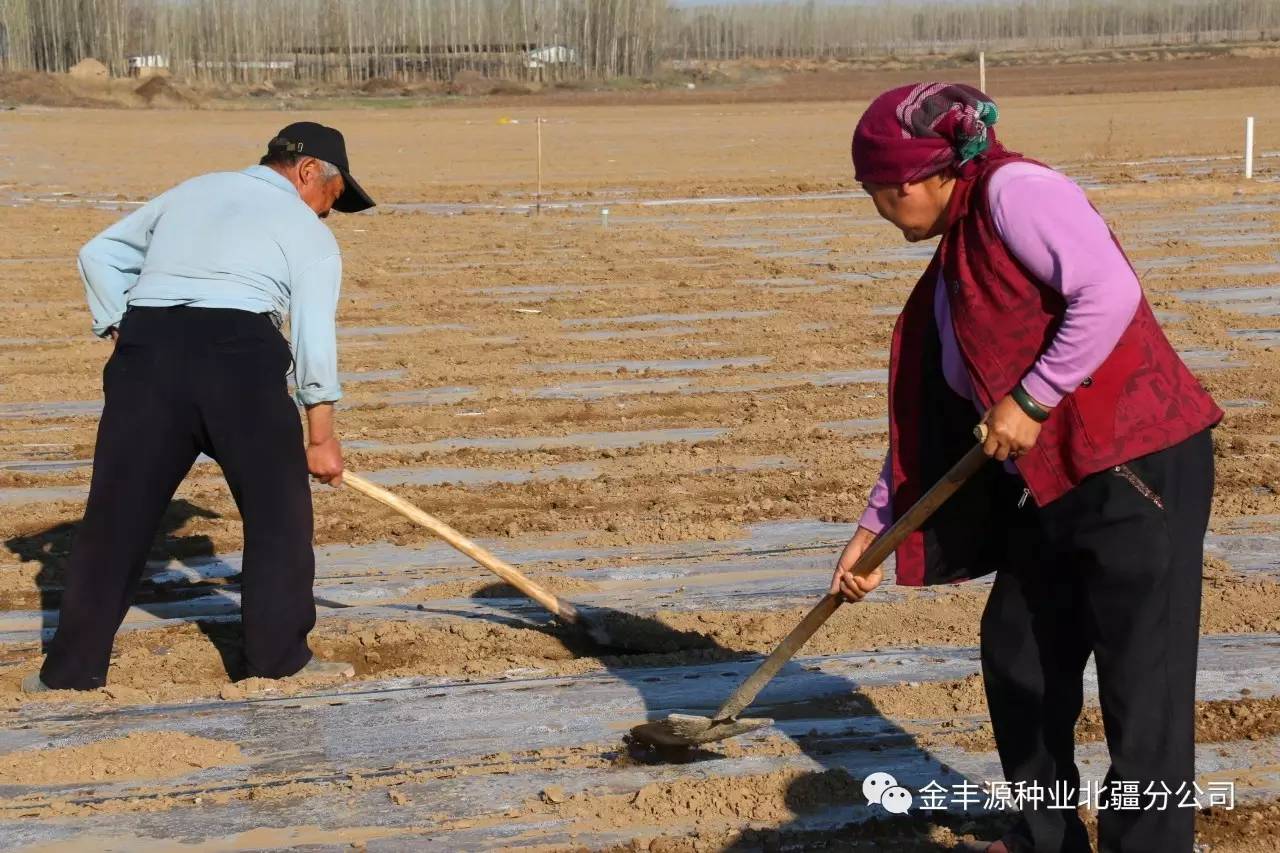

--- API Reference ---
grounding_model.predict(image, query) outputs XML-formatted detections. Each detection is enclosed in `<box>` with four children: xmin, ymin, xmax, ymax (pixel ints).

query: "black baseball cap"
<box><xmin>266</xmin><ymin>121</ymin><xmax>375</xmax><ymax>213</ymax></box>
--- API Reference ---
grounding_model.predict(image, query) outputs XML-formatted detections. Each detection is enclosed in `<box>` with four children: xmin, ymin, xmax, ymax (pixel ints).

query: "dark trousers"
<box><xmin>41</xmin><ymin>307</ymin><xmax>316</xmax><ymax>689</ymax></box>
<box><xmin>981</xmin><ymin>430</ymin><xmax>1213</xmax><ymax>853</ymax></box>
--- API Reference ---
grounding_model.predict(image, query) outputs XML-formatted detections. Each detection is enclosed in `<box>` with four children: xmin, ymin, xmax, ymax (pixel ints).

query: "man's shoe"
<box><xmin>21</xmin><ymin>673</ymin><xmax>52</xmax><ymax>694</ymax></box>
<box><xmin>289</xmin><ymin>658</ymin><xmax>355</xmax><ymax>680</ymax></box>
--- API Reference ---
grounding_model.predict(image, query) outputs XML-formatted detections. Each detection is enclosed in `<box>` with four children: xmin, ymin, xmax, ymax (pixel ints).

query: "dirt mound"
<box><xmin>404</xmin><ymin>80</ymin><xmax>447</xmax><ymax>97</ymax></box>
<box><xmin>312</xmin><ymin>618</ymin><xmax>590</xmax><ymax>678</ymax></box>
<box><xmin>361</xmin><ymin>76</ymin><xmax>408</xmax><ymax>95</ymax></box>
<box><xmin>0</xmin><ymin>71</ymin><xmax>109</xmax><ymax>107</ymax></box>
<box><xmin>247</xmin><ymin>79</ymin><xmax>277</xmax><ymax>98</ymax></box>
<box><xmin>68</xmin><ymin>58</ymin><xmax>109</xmax><ymax>82</ymax></box>
<box><xmin>0</xmin><ymin>731</ymin><xmax>242</xmax><ymax>785</ymax></box>
<box><xmin>446</xmin><ymin>70</ymin><xmax>488</xmax><ymax>96</ymax></box>
<box><xmin>488</xmin><ymin>81</ymin><xmax>534</xmax><ymax>96</ymax></box>
<box><xmin>444</xmin><ymin>70</ymin><xmax>529</xmax><ymax>97</ymax></box>
<box><xmin>135</xmin><ymin>75</ymin><xmax>199</xmax><ymax>107</ymax></box>
<box><xmin>0</xmin><ymin>70</ymin><xmax>206</xmax><ymax>109</ymax></box>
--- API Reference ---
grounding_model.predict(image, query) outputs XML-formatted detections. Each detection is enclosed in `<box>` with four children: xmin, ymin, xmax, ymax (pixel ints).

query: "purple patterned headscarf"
<box><xmin>852</xmin><ymin>83</ymin><xmax>1007</xmax><ymax>184</ymax></box>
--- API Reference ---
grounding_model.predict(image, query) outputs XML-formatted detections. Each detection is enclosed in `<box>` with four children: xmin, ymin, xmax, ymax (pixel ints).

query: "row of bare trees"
<box><xmin>672</xmin><ymin>0</ymin><xmax>1280</xmax><ymax>60</ymax></box>
<box><xmin>0</xmin><ymin>0</ymin><xmax>127</xmax><ymax>72</ymax></box>
<box><xmin>0</xmin><ymin>0</ymin><xmax>667</xmax><ymax>81</ymax></box>
<box><xmin>1</xmin><ymin>0</ymin><xmax>1277</xmax><ymax>84</ymax></box>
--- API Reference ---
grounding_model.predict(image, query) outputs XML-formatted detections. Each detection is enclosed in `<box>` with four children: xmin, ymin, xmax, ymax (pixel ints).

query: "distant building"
<box><xmin>127</xmin><ymin>55</ymin><xmax>169</xmax><ymax>77</ymax></box>
<box><xmin>526</xmin><ymin>46</ymin><xmax>577</xmax><ymax>69</ymax></box>
<box><xmin>192</xmin><ymin>60</ymin><xmax>296</xmax><ymax>71</ymax></box>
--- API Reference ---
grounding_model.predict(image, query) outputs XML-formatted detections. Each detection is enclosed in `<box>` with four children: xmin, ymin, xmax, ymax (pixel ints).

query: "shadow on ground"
<box><xmin>4</xmin><ymin>500</ymin><xmax>247</xmax><ymax>668</ymax></box>
<box><xmin>471</xmin><ymin>582</ymin><xmax>1011</xmax><ymax>850</ymax></box>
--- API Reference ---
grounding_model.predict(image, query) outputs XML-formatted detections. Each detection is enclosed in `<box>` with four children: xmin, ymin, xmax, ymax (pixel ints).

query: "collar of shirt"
<box><xmin>241</xmin><ymin>164</ymin><xmax>301</xmax><ymax>198</ymax></box>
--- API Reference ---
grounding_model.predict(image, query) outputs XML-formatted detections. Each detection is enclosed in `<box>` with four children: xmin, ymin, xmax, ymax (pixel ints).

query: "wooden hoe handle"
<box><xmin>343</xmin><ymin>472</ymin><xmax>583</xmax><ymax>625</ymax></box>
<box><xmin>711</xmin><ymin>426</ymin><xmax>991</xmax><ymax>723</ymax></box>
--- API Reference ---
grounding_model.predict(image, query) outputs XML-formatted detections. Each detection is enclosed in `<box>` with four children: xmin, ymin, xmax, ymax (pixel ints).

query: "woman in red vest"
<box><xmin>832</xmin><ymin>83</ymin><xmax>1221</xmax><ymax>853</ymax></box>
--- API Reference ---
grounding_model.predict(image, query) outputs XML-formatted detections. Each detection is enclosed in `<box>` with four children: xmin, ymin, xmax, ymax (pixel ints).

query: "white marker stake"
<box><xmin>536</xmin><ymin>116</ymin><xmax>544</xmax><ymax>215</ymax></box>
<box><xmin>1245</xmin><ymin>116</ymin><xmax>1255</xmax><ymax>180</ymax></box>
<box><xmin>979</xmin><ymin>52</ymin><xmax>986</xmax><ymax>93</ymax></box>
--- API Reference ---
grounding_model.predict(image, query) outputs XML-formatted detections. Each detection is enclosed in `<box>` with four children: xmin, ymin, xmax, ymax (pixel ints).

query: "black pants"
<box><xmin>41</xmin><ymin>307</ymin><xmax>316</xmax><ymax>689</ymax></box>
<box><xmin>981</xmin><ymin>430</ymin><xmax>1213</xmax><ymax>853</ymax></box>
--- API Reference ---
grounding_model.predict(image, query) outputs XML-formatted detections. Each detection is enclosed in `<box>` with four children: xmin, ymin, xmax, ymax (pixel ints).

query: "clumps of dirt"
<box><xmin>399</xmin><ymin>574</ymin><xmax>599</xmax><ymax>603</ymax></box>
<box><xmin>528</xmin><ymin>766</ymin><xmax>861</xmax><ymax>831</ymax></box>
<box><xmin>575</xmin><ymin>517</ymin><xmax>747</xmax><ymax>548</ymax></box>
<box><xmin>0</xmin><ymin>731</ymin><xmax>242</xmax><ymax>785</ymax></box>
<box><xmin>0</xmin><ymin>622</ymin><xmax>384</xmax><ymax>707</ymax></box>
<box><xmin>587</xmin><ymin>800</ymin><xmax>1280</xmax><ymax>853</ymax></box>
<box><xmin>862</xmin><ymin>674</ymin><xmax>988</xmax><ymax>719</ymax></box>
<box><xmin>310</xmin><ymin>615</ymin><xmax>735</xmax><ymax>678</ymax></box>
<box><xmin>1200</xmin><ymin>696</ymin><xmax>1280</xmax><ymax>742</ymax></box>
<box><xmin>0</xmin><ymin>624</ymin><xmax>228</xmax><ymax>707</ymax></box>
<box><xmin>68</xmin><ymin>59</ymin><xmax>109</xmax><ymax>82</ymax></box>
<box><xmin>12</xmin><ymin>589</ymin><xmax>987</xmax><ymax>711</ymax></box>
<box><xmin>1201</xmin><ymin>575</ymin><xmax>1280</xmax><ymax>634</ymax></box>
<box><xmin>310</xmin><ymin>618</ymin><xmax>593</xmax><ymax>679</ymax></box>
<box><xmin>134</xmin><ymin>75</ymin><xmax>199</xmax><ymax>107</ymax></box>
<box><xmin>5</xmin><ymin>742</ymin><xmax>621</xmax><ymax>820</ymax></box>
<box><xmin>444</xmin><ymin>70</ymin><xmax>535</xmax><ymax>97</ymax></box>
<box><xmin>655</xmin><ymin>591</ymin><xmax>984</xmax><ymax>655</ymax></box>
<box><xmin>1212</xmin><ymin>450</ymin><xmax>1280</xmax><ymax>521</ymax></box>
<box><xmin>0</xmin><ymin>71</ymin><xmax>111</xmax><ymax>107</ymax></box>
<box><xmin>359</xmin><ymin>77</ymin><xmax>409</xmax><ymax>95</ymax></box>
<box><xmin>928</xmin><ymin>695</ymin><xmax>1280</xmax><ymax>753</ymax></box>
<box><xmin>0</xmin><ymin>612</ymin><xmax>744</xmax><ymax>709</ymax></box>
<box><xmin>0</xmin><ymin>497</ymin><xmax>224</xmax><ymax>598</ymax></box>
<box><xmin>1202</xmin><ymin>555</ymin><xmax>1236</xmax><ymax>581</ymax></box>
<box><xmin>1079</xmin><ymin>696</ymin><xmax>1280</xmax><ymax>746</ymax></box>
<box><xmin>922</xmin><ymin>722</ymin><xmax>996</xmax><ymax>753</ymax></box>
<box><xmin>589</xmin><ymin>819</ymin><xmax>1002</xmax><ymax>853</ymax></box>
<box><xmin>543</xmin><ymin>767</ymin><xmax>1025</xmax><ymax>852</ymax></box>
<box><xmin>1196</xmin><ymin>801</ymin><xmax>1280</xmax><ymax>853</ymax></box>
<box><xmin>0</xmin><ymin>564</ymin><xmax>1270</xmax><ymax>711</ymax></box>
<box><xmin>0</xmin><ymin>70</ymin><xmax>203</xmax><ymax>109</ymax></box>
<box><xmin>0</xmin><ymin>568</ymin><xmax>43</xmax><ymax>610</ymax></box>
<box><xmin>591</xmin><ymin>611</ymin><xmax>721</xmax><ymax>655</ymax></box>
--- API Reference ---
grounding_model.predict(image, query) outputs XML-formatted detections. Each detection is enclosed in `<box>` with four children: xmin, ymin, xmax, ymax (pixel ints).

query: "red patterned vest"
<box><xmin>887</xmin><ymin>155</ymin><xmax>1222</xmax><ymax>586</ymax></box>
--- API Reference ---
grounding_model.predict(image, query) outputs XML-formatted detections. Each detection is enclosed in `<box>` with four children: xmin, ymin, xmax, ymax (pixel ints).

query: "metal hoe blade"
<box><xmin>629</xmin><ymin>713</ymin><xmax>774</xmax><ymax>748</ymax></box>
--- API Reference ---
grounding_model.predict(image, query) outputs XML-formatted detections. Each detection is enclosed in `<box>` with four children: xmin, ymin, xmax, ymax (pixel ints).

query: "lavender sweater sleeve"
<box><xmin>857</xmin><ymin>164</ymin><xmax>1140</xmax><ymax>533</ymax></box>
<box><xmin>988</xmin><ymin>162</ymin><xmax>1141</xmax><ymax>407</ymax></box>
<box><xmin>858</xmin><ymin>451</ymin><xmax>894</xmax><ymax>533</ymax></box>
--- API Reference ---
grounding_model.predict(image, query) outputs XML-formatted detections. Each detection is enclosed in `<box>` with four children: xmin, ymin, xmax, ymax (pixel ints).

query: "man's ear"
<box><xmin>297</xmin><ymin>157</ymin><xmax>321</xmax><ymax>185</ymax></box>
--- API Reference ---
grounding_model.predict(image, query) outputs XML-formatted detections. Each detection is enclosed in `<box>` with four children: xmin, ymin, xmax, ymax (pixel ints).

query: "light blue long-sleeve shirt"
<box><xmin>78</xmin><ymin>165</ymin><xmax>343</xmax><ymax>405</ymax></box>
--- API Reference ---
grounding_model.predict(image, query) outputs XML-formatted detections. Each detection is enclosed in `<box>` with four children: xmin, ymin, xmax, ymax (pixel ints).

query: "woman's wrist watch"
<box><xmin>1011</xmin><ymin>383</ymin><xmax>1051</xmax><ymax>423</ymax></box>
